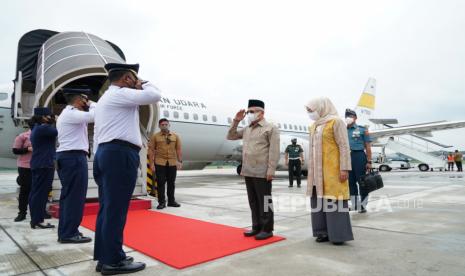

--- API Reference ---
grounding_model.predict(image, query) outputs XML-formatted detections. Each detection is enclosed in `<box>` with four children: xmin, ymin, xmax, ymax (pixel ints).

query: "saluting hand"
<box><xmin>135</xmin><ymin>80</ymin><xmax>143</xmax><ymax>90</ymax></box>
<box><xmin>234</xmin><ymin>109</ymin><xmax>246</xmax><ymax>122</ymax></box>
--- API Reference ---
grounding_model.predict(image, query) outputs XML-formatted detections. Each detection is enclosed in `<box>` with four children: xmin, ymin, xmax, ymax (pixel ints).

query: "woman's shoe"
<box><xmin>30</xmin><ymin>222</ymin><xmax>55</xmax><ymax>229</ymax></box>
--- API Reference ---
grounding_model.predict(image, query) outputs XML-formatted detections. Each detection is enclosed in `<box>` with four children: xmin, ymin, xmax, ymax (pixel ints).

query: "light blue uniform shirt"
<box><xmin>347</xmin><ymin>124</ymin><xmax>372</xmax><ymax>151</ymax></box>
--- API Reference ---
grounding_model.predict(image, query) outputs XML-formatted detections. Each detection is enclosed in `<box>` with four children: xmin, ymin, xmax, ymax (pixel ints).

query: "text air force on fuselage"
<box><xmin>160</xmin><ymin>98</ymin><xmax>207</xmax><ymax>111</ymax></box>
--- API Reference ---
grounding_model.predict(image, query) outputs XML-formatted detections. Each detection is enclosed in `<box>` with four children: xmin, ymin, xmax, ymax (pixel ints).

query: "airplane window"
<box><xmin>203</xmin><ymin>115</ymin><xmax>208</xmax><ymax>121</ymax></box>
<box><xmin>284</xmin><ymin>124</ymin><xmax>288</xmax><ymax>129</ymax></box>
<box><xmin>294</xmin><ymin>125</ymin><xmax>298</xmax><ymax>130</ymax></box>
<box><xmin>278</xmin><ymin>123</ymin><xmax>281</xmax><ymax>128</ymax></box>
<box><xmin>289</xmin><ymin>125</ymin><xmax>293</xmax><ymax>130</ymax></box>
<box><xmin>299</xmin><ymin>125</ymin><xmax>302</xmax><ymax>131</ymax></box>
<box><xmin>228</xmin><ymin>117</ymin><xmax>232</xmax><ymax>124</ymax></box>
<box><xmin>193</xmin><ymin>114</ymin><xmax>199</xmax><ymax>120</ymax></box>
<box><xmin>0</xmin><ymin>93</ymin><xmax>7</xmax><ymax>101</ymax></box>
<box><xmin>212</xmin><ymin>116</ymin><xmax>217</xmax><ymax>122</ymax></box>
<box><xmin>174</xmin><ymin>111</ymin><xmax>179</xmax><ymax>119</ymax></box>
<box><xmin>163</xmin><ymin>110</ymin><xmax>170</xmax><ymax>118</ymax></box>
<box><xmin>184</xmin><ymin>113</ymin><xmax>189</xmax><ymax>120</ymax></box>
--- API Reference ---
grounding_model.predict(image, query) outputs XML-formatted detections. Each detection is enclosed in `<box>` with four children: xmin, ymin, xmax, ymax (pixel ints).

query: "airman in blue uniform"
<box><xmin>345</xmin><ymin>109</ymin><xmax>373</xmax><ymax>213</ymax></box>
<box><xmin>93</xmin><ymin>63</ymin><xmax>161</xmax><ymax>275</ymax></box>
<box><xmin>56</xmin><ymin>88</ymin><xmax>96</xmax><ymax>244</ymax></box>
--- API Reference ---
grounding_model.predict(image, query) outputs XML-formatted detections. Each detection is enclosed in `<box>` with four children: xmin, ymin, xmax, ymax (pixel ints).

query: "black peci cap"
<box><xmin>248</xmin><ymin>99</ymin><xmax>265</xmax><ymax>109</ymax></box>
<box><xmin>104</xmin><ymin>63</ymin><xmax>140</xmax><ymax>78</ymax></box>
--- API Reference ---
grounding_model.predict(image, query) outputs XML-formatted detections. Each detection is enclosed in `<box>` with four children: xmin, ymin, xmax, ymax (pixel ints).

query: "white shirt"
<box><xmin>57</xmin><ymin>102</ymin><xmax>97</xmax><ymax>152</ymax></box>
<box><xmin>94</xmin><ymin>83</ymin><xmax>161</xmax><ymax>150</ymax></box>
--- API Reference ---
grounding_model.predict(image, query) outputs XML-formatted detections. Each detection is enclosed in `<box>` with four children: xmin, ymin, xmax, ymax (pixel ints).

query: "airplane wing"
<box><xmin>369</xmin><ymin>118</ymin><xmax>399</xmax><ymax>125</ymax></box>
<box><xmin>370</xmin><ymin>120</ymin><xmax>465</xmax><ymax>138</ymax></box>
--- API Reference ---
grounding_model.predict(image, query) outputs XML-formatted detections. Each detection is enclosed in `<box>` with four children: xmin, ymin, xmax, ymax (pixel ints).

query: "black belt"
<box><xmin>103</xmin><ymin>139</ymin><xmax>141</xmax><ymax>151</ymax></box>
<box><xmin>60</xmin><ymin>150</ymin><xmax>87</xmax><ymax>154</ymax></box>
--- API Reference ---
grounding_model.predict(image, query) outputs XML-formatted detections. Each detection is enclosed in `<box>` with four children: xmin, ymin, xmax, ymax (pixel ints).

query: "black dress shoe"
<box><xmin>58</xmin><ymin>235</ymin><xmax>92</xmax><ymax>244</ymax></box>
<box><xmin>14</xmin><ymin>213</ymin><xmax>26</xmax><ymax>222</ymax></box>
<box><xmin>96</xmin><ymin>256</ymin><xmax>134</xmax><ymax>272</ymax></box>
<box><xmin>315</xmin><ymin>236</ymin><xmax>329</xmax><ymax>243</ymax></box>
<box><xmin>288</xmin><ymin>185</ymin><xmax>293</xmax><ymax>188</ymax></box>
<box><xmin>255</xmin><ymin>231</ymin><xmax>273</xmax><ymax>240</ymax></box>
<box><xmin>167</xmin><ymin>202</ymin><xmax>181</xmax><ymax>207</ymax></box>
<box><xmin>332</xmin><ymin>242</ymin><xmax>345</xmax><ymax>246</ymax></box>
<box><xmin>297</xmin><ymin>185</ymin><xmax>301</xmax><ymax>188</ymax></box>
<box><xmin>31</xmin><ymin>222</ymin><xmax>55</xmax><ymax>229</ymax></box>
<box><xmin>156</xmin><ymin>203</ymin><xmax>166</xmax><ymax>210</ymax></box>
<box><xmin>358</xmin><ymin>208</ymin><xmax>367</xmax><ymax>213</ymax></box>
<box><xmin>44</xmin><ymin>212</ymin><xmax>52</xmax><ymax>219</ymax></box>
<box><xmin>101</xmin><ymin>261</ymin><xmax>146</xmax><ymax>275</ymax></box>
<box><xmin>243</xmin><ymin>229</ymin><xmax>260</xmax><ymax>237</ymax></box>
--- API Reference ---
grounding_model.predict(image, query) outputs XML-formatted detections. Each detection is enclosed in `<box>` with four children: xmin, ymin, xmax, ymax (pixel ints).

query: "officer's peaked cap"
<box><xmin>61</xmin><ymin>88</ymin><xmax>92</xmax><ymax>96</ymax></box>
<box><xmin>34</xmin><ymin>107</ymin><xmax>52</xmax><ymax>116</ymax></box>
<box><xmin>345</xmin><ymin>108</ymin><xmax>357</xmax><ymax>117</ymax></box>
<box><xmin>104</xmin><ymin>63</ymin><xmax>139</xmax><ymax>78</ymax></box>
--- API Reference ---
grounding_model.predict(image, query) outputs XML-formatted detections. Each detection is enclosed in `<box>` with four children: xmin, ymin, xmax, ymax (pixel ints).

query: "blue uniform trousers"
<box><xmin>93</xmin><ymin>143</ymin><xmax>140</xmax><ymax>265</ymax></box>
<box><xmin>57</xmin><ymin>151</ymin><xmax>88</xmax><ymax>239</ymax></box>
<box><xmin>348</xmin><ymin>150</ymin><xmax>369</xmax><ymax>210</ymax></box>
<box><xmin>29</xmin><ymin>168</ymin><xmax>54</xmax><ymax>225</ymax></box>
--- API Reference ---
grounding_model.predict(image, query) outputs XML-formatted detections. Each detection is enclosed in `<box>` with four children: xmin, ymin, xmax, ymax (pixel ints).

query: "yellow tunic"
<box><xmin>308</xmin><ymin>119</ymin><xmax>351</xmax><ymax>200</ymax></box>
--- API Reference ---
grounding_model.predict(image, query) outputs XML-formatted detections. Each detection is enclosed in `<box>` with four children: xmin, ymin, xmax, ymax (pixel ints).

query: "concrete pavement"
<box><xmin>0</xmin><ymin>169</ymin><xmax>464</xmax><ymax>276</ymax></box>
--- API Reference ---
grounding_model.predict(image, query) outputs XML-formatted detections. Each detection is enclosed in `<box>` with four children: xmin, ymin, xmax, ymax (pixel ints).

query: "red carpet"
<box><xmin>81</xmin><ymin>210</ymin><xmax>285</xmax><ymax>269</ymax></box>
<box><xmin>49</xmin><ymin>199</ymin><xmax>151</xmax><ymax>218</ymax></box>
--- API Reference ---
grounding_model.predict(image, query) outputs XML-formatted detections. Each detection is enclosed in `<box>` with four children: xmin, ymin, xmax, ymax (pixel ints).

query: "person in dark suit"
<box><xmin>29</xmin><ymin>107</ymin><xmax>57</xmax><ymax>229</ymax></box>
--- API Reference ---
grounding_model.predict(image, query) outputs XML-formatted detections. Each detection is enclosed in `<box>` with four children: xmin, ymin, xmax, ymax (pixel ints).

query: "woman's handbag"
<box><xmin>358</xmin><ymin>169</ymin><xmax>384</xmax><ymax>193</ymax></box>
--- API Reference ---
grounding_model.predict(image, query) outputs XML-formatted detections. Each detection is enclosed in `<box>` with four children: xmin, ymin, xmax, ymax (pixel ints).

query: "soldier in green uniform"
<box><xmin>285</xmin><ymin>138</ymin><xmax>304</xmax><ymax>188</ymax></box>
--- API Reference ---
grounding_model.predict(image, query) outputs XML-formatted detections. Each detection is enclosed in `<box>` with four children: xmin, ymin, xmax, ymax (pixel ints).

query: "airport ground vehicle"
<box><xmin>373</xmin><ymin>157</ymin><xmax>412</xmax><ymax>172</ymax></box>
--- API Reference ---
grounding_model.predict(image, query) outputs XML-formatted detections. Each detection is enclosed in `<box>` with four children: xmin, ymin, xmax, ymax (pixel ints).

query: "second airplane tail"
<box><xmin>354</xmin><ymin>77</ymin><xmax>376</xmax><ymax>127</ymax></box>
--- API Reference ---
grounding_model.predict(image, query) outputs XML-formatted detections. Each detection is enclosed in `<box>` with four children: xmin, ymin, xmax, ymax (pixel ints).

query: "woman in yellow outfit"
<box><xmin>305</xmin><ymin>97</ymin><xmax>353</xmax><ymax>245</ymax></box>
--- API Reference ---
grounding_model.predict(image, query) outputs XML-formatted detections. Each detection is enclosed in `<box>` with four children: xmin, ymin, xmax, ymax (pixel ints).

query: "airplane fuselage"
<box><xmin>156</xmin><ymin>97</ymin><xmax>310</xmax><ymax>171</ymax></box>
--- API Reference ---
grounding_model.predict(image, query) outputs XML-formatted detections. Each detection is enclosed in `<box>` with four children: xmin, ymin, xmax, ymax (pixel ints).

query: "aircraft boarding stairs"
<box><xmin>50</xmin><ymin>125</ymin><xmax>149</xmax><ymax>201</ymax></box>
<box><xmin>385</xmin><ymin>136</ymin><xmax>447</xmax><ymax>171</ymax></box>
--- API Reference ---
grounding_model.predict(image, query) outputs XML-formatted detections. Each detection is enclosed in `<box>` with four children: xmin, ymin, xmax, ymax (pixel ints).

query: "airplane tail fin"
<box><xmin>354</xmin><ymin>78</ymin><xmax>376</xmax><ymax>127</ymax></box>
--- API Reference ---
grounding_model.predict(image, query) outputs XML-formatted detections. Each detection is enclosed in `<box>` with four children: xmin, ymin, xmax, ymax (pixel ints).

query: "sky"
<box><xmin>1</xmin><ymin>0</ymin><xmax>464</xmax><ymax>149</ymax></box>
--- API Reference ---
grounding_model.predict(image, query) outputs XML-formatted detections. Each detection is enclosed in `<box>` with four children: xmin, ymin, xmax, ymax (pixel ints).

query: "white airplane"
<box><xmin>2</xmin><ymin>78</ymin><xmax>465</xmax><ymax>175</ymax></box>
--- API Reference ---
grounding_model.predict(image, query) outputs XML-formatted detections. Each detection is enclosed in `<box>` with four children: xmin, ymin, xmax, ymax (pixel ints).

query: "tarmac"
<box><xmin>0</xmin><ymin>168</ymin><xmax>464</xmax><ymax>276</ymax></box>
